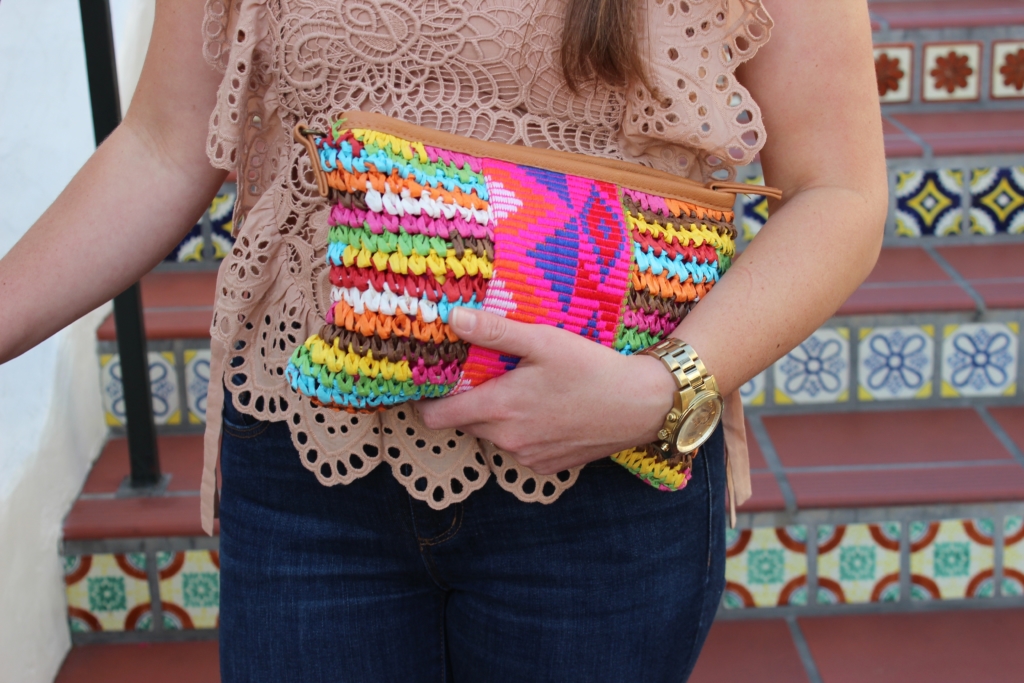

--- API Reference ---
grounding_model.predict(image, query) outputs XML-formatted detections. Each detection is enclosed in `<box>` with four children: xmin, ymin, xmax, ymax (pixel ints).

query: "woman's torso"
<box><xmin>200</xmin><ymin>0</ymin><xmax>771</xmax><ymax>513</ymax></box>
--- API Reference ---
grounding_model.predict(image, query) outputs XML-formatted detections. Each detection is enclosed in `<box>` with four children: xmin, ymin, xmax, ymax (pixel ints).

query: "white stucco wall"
<box><xmin>0</xmin><ymin>1</ymin><xmax>152</xmax><ymax>681</ymax></box>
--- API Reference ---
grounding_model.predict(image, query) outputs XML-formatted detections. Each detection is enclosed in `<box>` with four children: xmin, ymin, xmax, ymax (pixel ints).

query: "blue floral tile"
<box><xmin>737</xmin><ymin>174</ymin><xmax>770</xmax><ymax>241</ymax></box>
<box><xmin>184</xmin><ymin>349</ymin><xmax>211</xmax><ymax>424</ymax></box>
<box><xmin>774</xmin><ymin>328</ymin><xmax>850</xmax><ymax>404</ymax></box>
<box><xmin>740</xmin><ymin>371</ymin><xmax>766</xmax><ymax>407</ymax></box>
<box><xmin>100</xmin><ymin>352</ymin><xmax>181</xmax><ymax>426</ymax></box>
<box><xmin>895</xmin><ymin>169</ymin><xmax>963</xmax><ymax>237</ymax></box>
<box><xmin>941</xmin><ymin>323</ymin><xmax>1018</xmax><ymax>398</ymax></box>
<box><xmin>858</xmin><ymin>326</ymin><xmax>934</xmax><ymax>401</ymax></box>
<box><xmin>969</xmin><ymin>167</ymin><xmax>1024</xmax><ymax>235</ymax></box>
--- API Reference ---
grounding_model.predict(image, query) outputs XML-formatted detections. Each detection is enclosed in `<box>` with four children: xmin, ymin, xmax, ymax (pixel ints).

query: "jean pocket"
<box><xmin>222</xmin><ymin>389</ymin><xmax>270</xmax><ymax>438</ymax></box>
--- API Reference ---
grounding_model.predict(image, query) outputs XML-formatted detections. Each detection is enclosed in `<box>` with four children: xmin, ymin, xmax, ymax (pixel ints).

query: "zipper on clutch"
<box><xmin>705</xmin><ymin>181</ymin><xmax>783</xmax><ymax>201</ymax></box>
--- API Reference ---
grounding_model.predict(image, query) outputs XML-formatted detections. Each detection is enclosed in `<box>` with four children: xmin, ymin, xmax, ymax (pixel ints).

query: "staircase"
<box><xmin>55</xmin><ymin>2</ymin><xmax>1024</xmax><ymax>680</ymax></box>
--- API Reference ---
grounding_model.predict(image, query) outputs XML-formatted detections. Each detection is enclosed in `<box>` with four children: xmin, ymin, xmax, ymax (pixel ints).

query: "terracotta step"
<box><xmin>64</xmin><ymin>406</ymin><xmax>1024</xmax><ymax>540</ymax></box>
<box><xmin>872</xmin><ymin>244</ymin><xmax>1024</xmax><ymax>313</ymax></box>
<box><xmin>764</xmin><ymin>406</ymin><xmax>1024</xmax><ymax>509</ymax></box>
<box><xmin>55</xmin><ymin>641</ymin><xmax>218</xmax><ymax>683</ymax></box>
<box><xmin>693</xmin><ymin>608</ymin><xmax>1024</xmax><ymax>683</ymax></box>
<box><xmin>869</xmin><ymin>0</ymin><xmax>1024</xmax><ymax>30</ymax></box>
<box><xmin>63</xmin><ymin>435</ymin><xmax>213</xmax><ymax>540</ymax></box>
<box><xmin>885</xmin><ymin>112</ymin><xmax>1024</xmax><ymax>159</ymax></box>
<box><xmin>53</xmin><ymin>608</ymin><xmax>1024</xmax><ymax>682</ymax></box>
<box><xmin>100</xmin><ymin>245</ymin><xmax>1022</xmax><ymax>345</ymax></box>
<box><xmin>97</xmin><ymin>271</ymin><xmax>217</xmax><ymax>342</ymax></box>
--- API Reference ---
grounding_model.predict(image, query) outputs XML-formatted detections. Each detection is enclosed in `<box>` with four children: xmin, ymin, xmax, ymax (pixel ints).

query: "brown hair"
<box><xmin>560</xmin><ymin>0</ymin><xmax>655</xmax><ymax>94</ymax></box>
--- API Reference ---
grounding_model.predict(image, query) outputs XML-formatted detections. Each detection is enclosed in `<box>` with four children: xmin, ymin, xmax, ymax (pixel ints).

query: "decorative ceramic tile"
<box><xmin>100</xmin><ymin>352</ymin><xmax>182</xmax><ymax>426</ymax></box>
<box><xmin>858</xmin><ymin>326</ymin><xmax>934</xmax><ymax>401</ymax></box>
<box><xmin>969</xmin><ymin>167</ymin><xmax>1024</xmax><ymax>235</ymax></box>
<box><xmin>922</xmin><ymin>43</ymin><xmax>981</xmax><ymax>102</ymax></box>
<box><xmin>992</xmin><ymin>41</ymin><xmax>1024</xmax><ymax>100</ymax></box>
<box><xmin>737</xmin><ymin>174</ymin><xmax>769</xmax><ymax>241</ymax></box>
<box><xmin>941</xmin><ymin>323</ymin><xmax>1018</xmax><ymax>398</ymax></box>
<box><xmin>65</xmin><ymin>554</ymin><xmax>151</xmax><ymax>632</ymax></box>
<box><xmin>724</xmin><ymin>526</ymin><xmax>808</xmax><ymax>608</ymax></box>
<box><xmin>185</xmin><ymin>349</ymin><xmax>212</xmax><ymax>424</ymax></box>
<box><xmin>1001</xmin><ymin>515</ymin><xmax>1024</xmax><ymax>596</ymax></box>
<box><xmin>895</xmin><ymin>169</ymin><xmax>964</xmax><ymax>237</ymax></box>
<box><xmin>909</xmin><ymin>519</ymin><xmax>994</xmax><ymax>600</ymax></box>
<box><xmin>774</xmin><ymin>328</ymin><xmax>849</xmax><ymax>404</ymax></box>
<box><xmin>209</xmin><ymin>184</ymin><xmax>237</xmax><ymax>260</ymax></box>
<box><xmin>739</xmin><ymin>371</ymin><xmax>766</xmax><ymax>407</ymax></box>
<box><xmin>158</xmin><ymin>550</ymin><xmax>220</xmax><ymax>630</ymax></box>
<box><xmin>874</xmin><ymin>45</ymin><xmax>913</xmax><ymax>104</ymax></box>
<box><xmin>817</xmin><ymin>523</ymin><xmax>901</xmax><ymax>604</ymax></box>
<box><xmin>165</xmin><ymin>223</ymin><xmax>206</xmax><ymax>263</ymax></box>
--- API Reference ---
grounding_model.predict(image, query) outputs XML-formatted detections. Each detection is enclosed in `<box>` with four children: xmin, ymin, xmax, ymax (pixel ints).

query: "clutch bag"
<box><xmin>287</xmin><ymin>111</ymin><xmax>777</xmax><ymax>490</ymax></box>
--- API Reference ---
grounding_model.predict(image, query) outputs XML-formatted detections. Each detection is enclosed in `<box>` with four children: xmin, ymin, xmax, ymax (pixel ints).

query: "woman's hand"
<box><xmin>418</xmin><ymin>307</ymin><xmax>676</xmax><ymax>474</ymax></box>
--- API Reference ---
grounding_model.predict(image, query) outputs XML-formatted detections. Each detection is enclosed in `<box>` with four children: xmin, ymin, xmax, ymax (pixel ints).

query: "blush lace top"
<box><xmin>198</xmin><ymin>0</ymin><xmax>772</xmax><ymax>533</ymax></box>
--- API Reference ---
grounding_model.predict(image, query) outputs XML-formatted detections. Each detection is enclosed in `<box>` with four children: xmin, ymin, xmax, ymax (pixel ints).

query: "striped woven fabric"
<box><xmin>286</xmin><ymin>116</ymin><xmax>740</xmax><ymax>490</ymax></box>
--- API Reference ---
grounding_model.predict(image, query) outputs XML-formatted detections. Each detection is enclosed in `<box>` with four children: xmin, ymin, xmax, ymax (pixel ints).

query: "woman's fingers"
<box><xmin>449</xmin><ymin>308</ymin><xmax>546</xmax><ymax>358</ymax></box>
<box><xmin>418</xmin><ymin>375</ymin><xmax>508</xmax><ymax>431</ymax></box>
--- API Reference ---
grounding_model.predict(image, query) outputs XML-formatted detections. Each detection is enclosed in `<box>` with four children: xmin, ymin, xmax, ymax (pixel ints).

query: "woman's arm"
<box><xmin>419</xmin><ymin>0</ymin><xmax>887</xmax><ymax>474</ymax></box>
<box><xmin>0</xmin><ymin>0</ymin><xmax>225</xmax><ymax>364</ymax></box>
<box><xmin>670</xmin><ymin>0</ymin><xmax>888</xmax><ymax>395</ymax></box>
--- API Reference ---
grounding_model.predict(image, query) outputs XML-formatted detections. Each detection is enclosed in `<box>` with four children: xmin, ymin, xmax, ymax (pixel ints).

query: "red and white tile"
<box><xmin>922</xmin><ymin>43</ymin><xmax>981</xmax><ymax>102</ymax></box>
<box><xmin>992</xmin><ymin>41</ymin><xmax>1024</xmax><ymax>100</ymax></box>
<box><xmin>875</xmin><ymin>45</ymin><xmax>913</xmax><ymax>104</ymax></box>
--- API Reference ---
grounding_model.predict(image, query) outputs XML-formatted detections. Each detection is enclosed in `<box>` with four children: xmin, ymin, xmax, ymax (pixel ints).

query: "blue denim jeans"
<box><xmin>218</xmin><ymin>392</ymin><xmax>726</xmax><ymax>683</ymax></box>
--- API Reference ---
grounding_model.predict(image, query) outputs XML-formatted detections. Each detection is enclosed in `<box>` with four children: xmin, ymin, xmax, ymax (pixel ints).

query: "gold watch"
<box><xmin>640</xmin><ymin>338</ymin><xmax>723</xmax><ymax>457</ymax></box>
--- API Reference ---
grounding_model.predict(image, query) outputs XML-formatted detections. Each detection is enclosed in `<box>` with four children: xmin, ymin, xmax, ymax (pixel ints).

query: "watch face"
<box><xmin>675</xmin><ymin>393</ymin><xmax>724</xmax><ymax>452</ymax></box>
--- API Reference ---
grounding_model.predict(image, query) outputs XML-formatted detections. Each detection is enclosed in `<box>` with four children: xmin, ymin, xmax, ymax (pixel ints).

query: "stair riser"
<box><xmin>871</xmin><ymin>26</ymin><xmax>1024</xmax><ymax>112</ymax></box>
<box><xmin>742</xmin><ymin>310</ymin><xmax>1023</xmax><ymax>414</ymax></box>
<box><xmin>97</xmin><ymin>339</ymin><xmax>210</xmax><ymax>434</ymax></box>
<box><xmin>738</xmin><ymin>157</ymin><xmax>1024</xmax><ymax>244</ymax></box>
<box><xmin>62</xmin><ymin>536</ymin><xmax>219</xmax><ymax>645</ymax></box>
<box><xmin>96</xmin><ymin>308</ymin><xmax>1024</xmax><ymax>434</ymax></box>
<box><xmin>59</xmin><ymin>501</ymin><xmax>1024</xmax><ymax>642</ymax></box>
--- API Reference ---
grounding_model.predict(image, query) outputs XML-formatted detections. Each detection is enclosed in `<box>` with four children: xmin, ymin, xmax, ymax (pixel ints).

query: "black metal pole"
<box><xmin>79</xmin><ymin>0</ymin><xmax>161</xmax><ymax>487</ymax></box>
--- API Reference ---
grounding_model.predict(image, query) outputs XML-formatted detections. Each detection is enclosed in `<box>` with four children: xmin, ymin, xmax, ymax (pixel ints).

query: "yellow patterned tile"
<box><xmin>910</xmin><ymin>519</ymin><xmax>994</xmax><ymax>600</ymax></box>
<box><xmin>724</xmin><ymin>527</ymin><xmax>808</xmax><ymax>608</ymax></box>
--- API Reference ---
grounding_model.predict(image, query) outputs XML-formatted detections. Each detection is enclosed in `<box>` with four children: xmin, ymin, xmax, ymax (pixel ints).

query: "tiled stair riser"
<box><xmin>62</xmin><ymin>538</ymin><xmax>219</xmax><ymax>644</ymax></box>
<box><xmin>739</xmin><ymin>312</ymin><xmax>1022</xmax><ymax>413</ymax></box>
<box><xmin>722</xmin><ymin>506</ymin><xmax>1024</xmax><ymax>617</ymax></box>
<box><xmin>870</xmin><ymin>27</ymin><xmax>1024</xmax><ymax>110</ymax></box>
<box><xmin>98</xmin><ymin>339</ymin><xmax>212</xmax><ymax>433</ymax></box>
<box><xmin>161</xmin><ymin>183</ymin><xmax>236</xmax><ymax>266</ymax></box>
<box><xmin>100</xmin><ymin>313</ymin><xmax>1023</xmax><ymax>429</ymax></box>
<box><xmin>61</xmin><ymin>510</ymin><xmax>1024</xmax><ymax>641</ymax></box>
<box><xmin>737</xmin><ymin>161</ymin><xmax>1024</xmax><ymax>242</ymax></box>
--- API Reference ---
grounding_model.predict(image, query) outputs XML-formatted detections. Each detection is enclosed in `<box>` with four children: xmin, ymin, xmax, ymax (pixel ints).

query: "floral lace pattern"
<box><xmin>200</xmin><ymin>0</ymin><xmax>770</xmax><ymax>511</ymax></box>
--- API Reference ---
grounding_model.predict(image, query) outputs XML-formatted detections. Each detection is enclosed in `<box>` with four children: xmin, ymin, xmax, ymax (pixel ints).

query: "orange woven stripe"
<box><xmin>332</xmin><ymin>300</ymin><xmax>459</xmax><ymax>344</ymax></box>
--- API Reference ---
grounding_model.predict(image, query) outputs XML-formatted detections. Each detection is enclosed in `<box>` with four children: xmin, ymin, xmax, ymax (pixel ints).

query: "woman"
<box><xmin>0</xmin><ymin>0</ymin><xmax>886</xmax><ymax>680</ymax></box>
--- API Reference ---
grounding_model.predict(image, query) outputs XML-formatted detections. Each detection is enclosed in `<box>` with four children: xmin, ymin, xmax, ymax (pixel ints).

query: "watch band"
<box><xmin>643</xmin><ymin>338</ymin><xmax>714</xmax><ymax>396</ymax></box>
<box><xmin>640</xmin><ymin>338</ymin><xmax>720</xmax><ymax>458</ymax></box>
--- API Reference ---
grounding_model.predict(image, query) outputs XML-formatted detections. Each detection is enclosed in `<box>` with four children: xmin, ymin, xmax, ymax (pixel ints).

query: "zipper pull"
<box><xmin>706</xmin><ymin>181</ymin><xmax>783</xmax><ymax>201</ymax></box>
<box><xmin>293</xmin><ymin>122</ymin><xmax>330</xmax><ymax>198</ymax></box>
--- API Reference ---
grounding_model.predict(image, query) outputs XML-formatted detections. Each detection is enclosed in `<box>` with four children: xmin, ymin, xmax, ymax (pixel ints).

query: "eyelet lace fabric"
<box><xmin>200</xmin><ymin>0</ymin><xmax>771</xmax><ymax>515</ymax></box>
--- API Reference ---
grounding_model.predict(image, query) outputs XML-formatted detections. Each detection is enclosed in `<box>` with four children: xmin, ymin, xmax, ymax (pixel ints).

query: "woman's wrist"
<box><xmin>625</xmin><ymin>353</ymin><xmax>679</xmax><ymax>445</ymax></box>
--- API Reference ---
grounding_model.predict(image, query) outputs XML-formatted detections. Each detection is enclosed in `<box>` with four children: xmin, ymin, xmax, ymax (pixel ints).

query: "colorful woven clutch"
<box><xmin>287</xmin><ymin>112</ymin><xmax>776</xmax><ymax>491</ymax></box>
